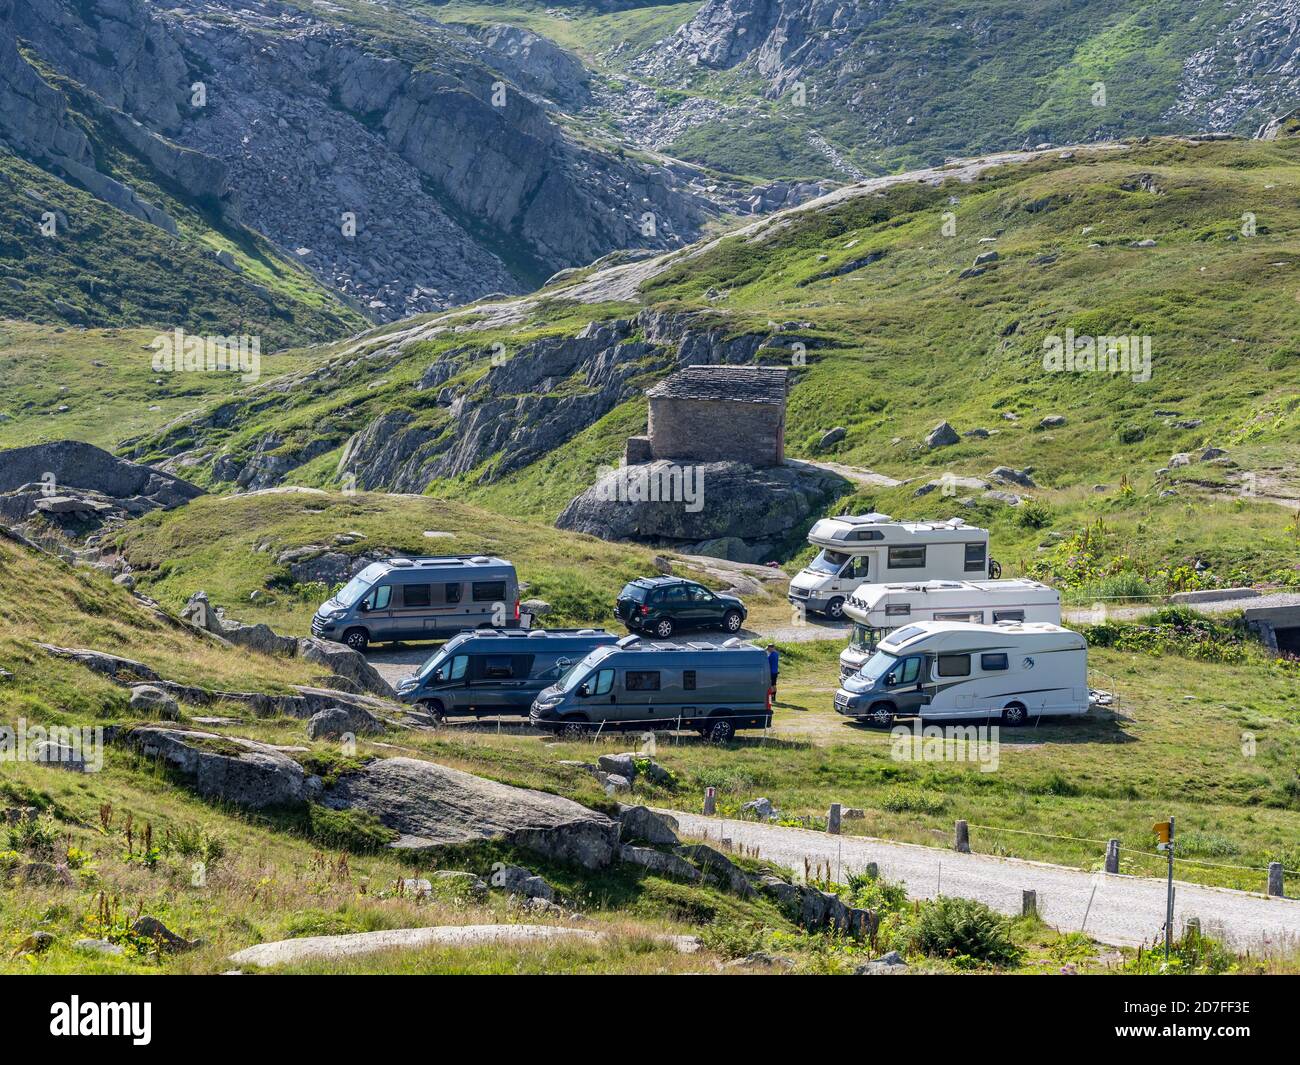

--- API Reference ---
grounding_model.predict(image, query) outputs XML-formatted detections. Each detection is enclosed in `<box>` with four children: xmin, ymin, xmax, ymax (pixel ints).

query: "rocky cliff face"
<box><xmin>0</xmin><ymin>0</ymin><xmax>729</xmax><ymax>324</ymax></box>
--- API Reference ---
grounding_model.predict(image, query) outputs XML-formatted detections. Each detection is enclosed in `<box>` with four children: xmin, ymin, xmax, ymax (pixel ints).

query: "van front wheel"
<box><xmin>865</xmin><ymin>702</ymin><xmax>894</xmax><ymax>728</ymax></box>
<box><xmin>556</xmin><ymin>718</ymin><xmax>588</xmax><ymax>741</ymax></box>
<box><xmin>826</xmin><ymin>597</ymin><xmax>845</xmax><ymax>620</ymax></box>
<box><xmin>1001</xmin><ymin>702</ymin><xmax>1028</xmax><ymax>727</ymax></box>
<box><xmin>342</xmin><ymin>628</ymin><xmax>369</xmax><ymax>653</ymax></box>
<box><xmin>418</xmin><ymin>699</ymin><xmax>446</xmax><ymax>724</ymax></box>
<box><xmin>703</xmin><ymin>717</ymin><xmax>735</xmax><ymax>743</ymax></box>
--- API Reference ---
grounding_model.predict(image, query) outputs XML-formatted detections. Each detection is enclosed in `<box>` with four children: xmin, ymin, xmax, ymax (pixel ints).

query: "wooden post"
<box><xmin>865</xmin><ymin>862</ymin><xmax>878</xmax><ymax>880</ymax></box>
<box><xmin>1105</xmin><ymin>838</ymin><xmax>1120</xmax><ymax>874</ymax></box>
<box><xmin>1022</xmin><ymin>889</ymin><xmax>1037</xmax><ymax>917</ymax></box>
<box><xmin>954</xmin><ymin>820</ymin><xmax>970</xmax><ymax>853</ymax></box>
<box><xmin>1268</xmin><ymin>861</ymin><xmax>1284</xmax><ymax>897</ymax></box>
<box><xmin>827</xmin><ymin>803</ymin><xmax>842</xmax><ymax>835</ymax></box>
<box><xmin>703</xmin><ymin>787</ymin><xmax>716</xmax><ymax>816</ymax></box>
<box><xmin>1185</xmin><ymin>917</ymin><xmax>1201</xmax><ymax>938</ymax></box>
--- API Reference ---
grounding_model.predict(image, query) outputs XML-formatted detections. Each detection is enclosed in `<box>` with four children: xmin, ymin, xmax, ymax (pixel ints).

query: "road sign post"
<box><xmin>1154</xmin><ymin>817</ymin><xmax>1175</xmax><ymax>960</ymax></box>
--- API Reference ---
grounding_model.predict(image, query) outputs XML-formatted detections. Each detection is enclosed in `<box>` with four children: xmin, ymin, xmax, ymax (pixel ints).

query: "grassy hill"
<box><xmin>0</xmin><ymin>148</ymin><xmax>366</xmax><ymax>349</ymax></box>
<box><xmin>129</xmin><ymin>136</ymin><xmax>1300</xmax><ymax>598</ymax></box>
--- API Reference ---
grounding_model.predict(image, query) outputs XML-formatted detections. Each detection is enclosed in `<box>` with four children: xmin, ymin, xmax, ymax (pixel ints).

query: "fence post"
<box><xmin>1105</xmin><ymin>838</ymin><xmax>1120</xmax><ymax>874</ymax></box>
<box><xmin>954</xmin><ymin>820</ymin><xmax>970</xmax><ymax>853</ymax></box>
<box><xmin>827</xmin><ymin>803</ymin><xmax>842</xmax><ymax>835</ymax></box>
<box><xmin>1022</xmin><ymin>889</ymin><xmax>1037</xmax><ymax>917</ymax></box>
<box><xmin>865</xmin><ymin>862</ymin><xmax>879</xmax><ymax>880</ymax></box>
<box><xmin>1268</xmin><ymin>862</ymin><xmax>1284</xmax><ymax>897</ymax></box>
<box><xmin>1185</xmin><ymin>916</ymin><xmax>1201</xmax><ymax>938</ymax></box>
<box><xmin>703</xmin><ymin>787</ymin><xmax>716</xmax><ymax>816</ymax></box>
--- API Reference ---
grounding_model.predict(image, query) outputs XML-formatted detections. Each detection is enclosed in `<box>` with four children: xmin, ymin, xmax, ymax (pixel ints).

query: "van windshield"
<box><xmin>417</xmin><ymin>646</ymin><xmax>451</xmax><ymax>680</ymax></box>
<box><xmin>849</xmin><ymin>623</ymin><xmax>878</xmax><ymax>652</ymax></box>
<box><xmin>807</xmin><ymin>548</ymin><xmax>850</xmax><ymax>575</ymax></box>
<box><xmin>335</xmin><ymin>573</ymin><xmax>374</xmax><ymax>607</ymax></box>
<box><xmin>856</xmin><ymin>650</ymin><xmax>899</xmax><ymax>683</ymax></box>
<box><xmin>559</xmin><ymin>647</ymin><xmax>614</xmax><ymax>691</ymax></box>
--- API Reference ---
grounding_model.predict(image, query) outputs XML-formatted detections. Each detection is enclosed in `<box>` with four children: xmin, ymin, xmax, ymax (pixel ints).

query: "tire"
<box><xmin>418</xmin><ymin>699</ymin><xmax>446</xmax><ymax>724</ymax></box>
<box><xmin>556</xmin><ymin>718</ymin><xmax>588</xmax><ymax>741</ymax></box>
<box><xmin>705</xmin><ymin>717</ymin><xmax>735</xmax><ymax>743</ymax></box>
<box><xmin>865</xmin><ymin>702</ymin><xmax>895</xmax><ymax>728</ymax></box>
<box><xmin>341</xmin><ymin>628</ymin><xmax>369</xmax><ymax>653</ymax></box>
<box><xmin>988</xmin><ymin>559</ymin><xmax>1002</xmax><ymax>579</ymax></box>
<box><xmin>826</xmin><ymin>597</ymin><xmax>845</xmax><ymax>620</ymax></box>
<box><xmin>1001</xmin><ymin>701</ymin><xmax>1028</xmax><ymax>727</ymax></box>
<box><xmin>723</xmin><ymin>610</ymin><xmax>743</xmax><ymax>633</ymax></box>
<box><xmin>653</xmin><ymin>617</ymin><xmax>675</xmax><ymax>639</ymax></box>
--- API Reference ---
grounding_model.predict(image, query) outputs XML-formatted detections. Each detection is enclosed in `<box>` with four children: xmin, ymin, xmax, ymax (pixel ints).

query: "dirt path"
<box><xmin>669</xmin><ymin>813</ymin><xmax>1300</xmax><ymax>951</ymax></box>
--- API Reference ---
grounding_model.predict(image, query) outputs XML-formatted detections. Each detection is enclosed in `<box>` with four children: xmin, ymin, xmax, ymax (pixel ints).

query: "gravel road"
<box><xmin>669</xmin><ymin>813</ymin><xmax>1300</xmax><ymax>951</ymax></box>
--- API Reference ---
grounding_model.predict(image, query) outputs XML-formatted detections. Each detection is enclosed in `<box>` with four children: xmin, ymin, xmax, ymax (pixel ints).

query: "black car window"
<box><xmin>401</xmin><ymin>584</ymin><xmax>432</xmax><ymax>608</ymax></box>
<box><xmin>625</xmin><ymin>670</ymin><xmax>661</xmax><ymax>692</ymax></box>
<box><xmin>664</xmin><ymin>585</ymin><xmax>689</xmax><ymax>604</ymax></box>
<box><xmin>472</xmin><ymin>580</ymin><xmax>506</xmax><ymax>602</ymax></box>
<box><xmin>688</xmin><ymin>585</ymin><xmax>712</xmax><ymax>602</ymax></box>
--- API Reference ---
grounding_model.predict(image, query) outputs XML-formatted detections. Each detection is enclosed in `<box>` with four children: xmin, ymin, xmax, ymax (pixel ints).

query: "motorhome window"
<box><xmin>683</xmin><ymin>670</ymin><xmax>697</xmax><ymax>690</ymax></box>
<box><xmin>937</xmin><ymin>654</ymin><xmax>972</xmax><ymax>677</ymax></box>
<box><xmin>626</xmin><ymin>670</ymin><xmax>661</xmax><ymax>692</ymax></box>
<box><xmin>885</xmin><ymin>603</ymin><xmax>911</xmax><ymax>617</ymax></box>
<box><xmin>401</xmin><ymin>584</ymin><xmax>432</xmax><ymax>609</ymax></box>
<box><xmin>935</xmin><ymin>611</ymin><xmax>980</xmax><ymax>623</ymax></box>
<box><xmin>444</xmin><ymin>583</ymin><xmax>463</xmax><ymax>604</ymax></box>
<box><xmin>365</xmin><ymin>585</ymin><xmax>392</xmax><ymax>610</ymax></box>
<box><xmin>472</xmin><ymin>581</ymin><xmax>507</xmax><ymax>602</ymax></box>
<box><xmin>981</xmin><ymin>653</ymin><xmax>1009</xmax><ymax>671</ymax></box>
<box><xmin>992</xmin><ymin>609</ymin><xmax>1025</xmax><ymax>623</ymax></box>
<box><xmin>964</xmin><ymin>542</ymin><xmax>987</xmax><ymax>572</ymax></box>
<box><xmin>841</xmin><ymin>556</ymin><xmax>870</xmax><ymax>580</ymax></box>
<box><xmin>479</xmin><ymin>654</ymin><xmax>533</xmax><ymax>680</ymax></box>
<box><xmin>888</xmin><ymin>546</ymin><xmax>926</xmax><ymax>569</ymax></box>
<box><xmin>335</xmin><ymin>573</ymin><xmax>373</xmax><ymax>608</ymax></box>
<box><xmin>849</xmin><ymin>529</ymin><xmax>884</xmax><ymax>541</ymax></box>
<box><xmin>808</xmin><ymin>549</ymin><xmax>850</xmax><ymax>575</ymax></box>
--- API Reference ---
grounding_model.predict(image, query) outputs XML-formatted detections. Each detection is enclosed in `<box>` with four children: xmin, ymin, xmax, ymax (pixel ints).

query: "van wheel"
<box><xmin>722</xmin><ymin>610</ymin><xmax>743</xmax><ymax>633</ymax></box>
<box><xmin>418</xmin><ymin>699</ymin><xmax>446</xmax><ymax>724</ymax></box>
<box><xmin>826</xmin><ymin>597</ymin><xmax>845</xmax><ymax>620</ymax></box>
<box><xmin>1001</xmin><ymin>702</ymin><xmax>1028</xmax><ymax>727</ymax></box>
<box><xmin>704</xmin><ymin>717</ymin><xmax>734</xmax><ymax>743</ymax></box>
<box><xmin>341</xmin><ymin>628</ymin><xmax>368</xmax><ymax>653</ymax></box>
<box><xmin>865</xmin><ymin>702</ymin><xmax>894</xmax><ymax>728</ymax></box>
<box><xmin>556</xmin><ymin>718</ymin><xmax>588</xmax><ymax>741</ymax></box>
<box><xmin>653</xmin><ymin>618</ymin><xmax>674</xmax><ymax>638</ymax></box>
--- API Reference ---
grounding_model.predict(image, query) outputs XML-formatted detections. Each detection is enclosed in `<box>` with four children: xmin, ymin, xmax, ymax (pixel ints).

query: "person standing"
<box><xmin>766</xmin><ymin>643</ymin><xmax>779</xmax><ymax>700</ymax></box>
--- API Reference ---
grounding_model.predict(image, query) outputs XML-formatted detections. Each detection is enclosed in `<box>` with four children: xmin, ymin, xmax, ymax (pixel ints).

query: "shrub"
<box><xmin>306</xmin><ymin>806</ymin><xmax>398</xmax><ymax>853</ymax></box>
<box><xmin>881</xmin><ymin>785</ymin><xmax>946</xmax><ymax>814</ymax></box>
<box><xmin>1015</xmin><ymin>499</ymin><xmax>1053</xmax><ymax>529</ymax></box>
<box><xmin>910</xmin><ymin>896</ymin><xmax>1022</xmax><ymax>966</ymax></box>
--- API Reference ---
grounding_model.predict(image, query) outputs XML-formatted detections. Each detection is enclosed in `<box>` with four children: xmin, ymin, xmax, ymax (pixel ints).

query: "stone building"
<box><xmin>625</xmin><ymin>365</ymin><xmax>787</xmax><ymax>467</ymax></box>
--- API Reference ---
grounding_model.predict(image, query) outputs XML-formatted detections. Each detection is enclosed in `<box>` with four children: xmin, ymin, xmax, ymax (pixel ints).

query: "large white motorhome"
<box><xmin>838</xmin><ymin>578</ymin><xmax>1061</xmax><ymax>680</ymax></box>
<box><xmin>788</xmin><ymin>513</ymin><xmax>1000</xmax><ymax>618</ymax></box>
<box><xmin>833</xmin><ymin>620</ymin><xmax>1089</xmax><ymax>727</ymax></box>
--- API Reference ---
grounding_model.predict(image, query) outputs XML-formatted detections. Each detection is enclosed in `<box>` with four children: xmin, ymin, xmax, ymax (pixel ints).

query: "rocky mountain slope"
<box><xmin>123</xmin><ymin>133</ymin><xmax>1300</xmax><ymax>587</ymax></box>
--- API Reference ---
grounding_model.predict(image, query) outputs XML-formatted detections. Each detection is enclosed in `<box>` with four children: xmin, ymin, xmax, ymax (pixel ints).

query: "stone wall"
<box><xmin>648</xmin><ymin>397</ymin><xmax>784</xmax><ymax>466</ymax></box>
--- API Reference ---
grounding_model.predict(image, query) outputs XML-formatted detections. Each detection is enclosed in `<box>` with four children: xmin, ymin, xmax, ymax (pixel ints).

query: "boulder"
<box><xmin>307</xmin><ymin>705</ymin><xmax>384</xmax><ymax>740</ymax></box>
<box><xmin>817</xmin><ymin>427</ymin><xmax>846</xmax><ymax>450</ymax></box>
<box><xmin>319</xmin><ymin>757</ymin><xmax>619</xmax><ymax>868</ymax></box>
<box><xmin>741</xmin><ymin>797</ymin><xmax>777</xmax><ymax>821</ymax></box>
<box><xmin>1038</xmin><ymin>415</ymin><xmax>1067</xmax><ymax>429</ymax></box>
<box><xmin>74</xmin><ymin>938</ymin><xmax>125</xmax><ymax>956</ymax></box>
<box><xmin>32</xmin><ymin>741</ymin><xmax>85</xmax><ymax>772</ymax></box>
<box><xmin>129</xmin><ymin>684</ymin><xmax>180</xmax><ymax>720</ymax></box>
<box><xmin>602</xmin><ymin>773</ymin><xmax>632</xmax><ymax>793</ymax></box>
<box><xmin>619</xmin><ymin>844</ymin><xmax>700</xmax><ymax>881</ymax></box>
<box><xmin>1169</xmin><ymin>452</ymin><xmax>1194</xmax><ymax>468</ymax></box>
<box><xmin>925</xmin><ymin>422</ymin><xmax>960</xmax><ymax>448</ymax></box>
<box><xmin>297</xmin><ymin>637</ymin><xmax>395</xmax><ymax>697</ymax></box>
<box><xmin>132</xmin><ymin>916</ymin><xmax>197</xmax><ymax>953</ymax></box>
<box><xmin>990</xmin><ymin>465</ymin><xmax>1036</xmax><ymax>487</ymax></box>
<box><xmin>117</xmin><ymin>726</ymin><xmax>321</xmax><ymax>809</ymax></box>
<box><xmin>618</xmin><ymin>805</ymin><xmax>679</xmax><ymax>845</ymax></box>
<box><xmin>431</xmin><ymin>870</ymin><xmax>489</xmax><ymax>901</ymax></box>
<box><xmin>20</xmin><ymin>861</ymin><xmax>75</xmax><ymax>887</ymax></box>
<box><xmin>677</xmin><ymin>843</ymin><xmax>754</xmax><ymax>896</ymax></box>
<box><xmin>598</xmin><ymin>752</ymin><xmax>637</xmax><ymax>779</ymax></box>
<box><xmin>493</xmin><ymin>864</ymin><xmax>556</xmax><ymax>901</ymax></box>
<box><xmin>521</xmin><ymin>598</ymin><xmax>552</xmax><ymax>618</ymax></box>
<box><xmin>855</xmin><ymin>951</ymin><xmax>909</xmax><ymax>975</ymax></box>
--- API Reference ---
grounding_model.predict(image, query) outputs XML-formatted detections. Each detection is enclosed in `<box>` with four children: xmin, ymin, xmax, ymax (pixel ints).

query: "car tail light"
<box><xmin>639</xmin><ymin>605</ymin><xmax>649</xmax><ymax>616</ymax></box>
<box><xmin>766</xmin><ymin>688</ymin><xmax>773</xmax><ymax>712</ymax></box>
<box><xmin>513</xmin><ymin>598</ymin><xmax>520</xmax><ymax>620</ymax></box>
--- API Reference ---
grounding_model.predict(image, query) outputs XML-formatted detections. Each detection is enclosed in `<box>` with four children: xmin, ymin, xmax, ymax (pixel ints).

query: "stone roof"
<box><xmin>646</xmin><ymin>365</ymin><xmax>788</xmax><ymax>405</ymax></box>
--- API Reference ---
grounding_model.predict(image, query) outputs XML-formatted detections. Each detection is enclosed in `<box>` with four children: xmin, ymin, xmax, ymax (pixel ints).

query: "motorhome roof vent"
<box><xmin>470</xmin><ymin>555</ymin><xmax>491</xmax><ymax>564</ymax></box>
<box><xmin>946</xmin><ymin>518</ymin><xmax>967</xmax><ymax>527</ymax></box>
<box><xmin>527</xmin><ymin>629</ymin><xmax>547</xmax><ymax>638</ymax></box>
<box><xmin>842</xmin><ymin>512</ymin><xmax>891</xmax><ymax>524</ymax></box>
<box><xmin>387</xmin><ymin>557</ymin><xmax>414</xmax><ymax>567</ymax></box>
<box><xmin>616</xmin><ymin>634</ymin><xmax>641</xmax><ymax>649</ymax></box>
<box><xmin>576</xmin><ymin>629</ymin><xmax>597</xmax><ymax>636</ymax></box>
<box><xmin>721</xmin><ymin>637</ymin><xmax>744</xmax><ymax>648</ymax></box>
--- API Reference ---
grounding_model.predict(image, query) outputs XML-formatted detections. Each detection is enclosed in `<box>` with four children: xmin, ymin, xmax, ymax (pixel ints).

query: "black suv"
<box><xmin>615</xmin><ymin>577</ymin><xmax>747</xmax><ymax>639</ymax></box>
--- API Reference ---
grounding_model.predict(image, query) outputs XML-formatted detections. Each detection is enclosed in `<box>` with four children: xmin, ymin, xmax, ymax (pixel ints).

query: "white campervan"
<box><xmin>833</xmin><ymin>620</ymin><xmax>1088</xmax><ymax>727</ymax></box>
<box><xmin>838</xmin><ymin>579</ymin><xmax>1061</xmax><ymax>680</ymax></box>
<box><xmin>788</xmin><ymin>513</ymin><xmax>999</xmax><ymax>618</ymax></box>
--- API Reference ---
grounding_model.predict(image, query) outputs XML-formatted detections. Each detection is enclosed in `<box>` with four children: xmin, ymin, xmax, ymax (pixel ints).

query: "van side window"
<box><xmin>992</xmin><ymin>609</ymin><xmax>1024</xmax><ymax>623</ymax></box>
<box><xmin>478</xmin><ymin>654</ymin><xmax>534</xmax><ymax>680</ymax></box>
<box><xmin>937</xmin><ymin>653</ymin><xmax>972</xmax><ymax>677</ymax></box>
<box><xmin>683</xmin><ymin>670</ymin><xmax>697</xmax><ymax>690</ymax></box>
<box><xmin>843</xmin><ymin>556</ymin><xmax>870</xmax><ymax>579</ymax></box>
<box><xmin>443</xmin><ymin>656</ymin><xmax>468</xmax><ymax>681</ymax></box>
<box><xmin>401</xmin><ymin>584</ymin><xmax>432</xmax><ymax>608</ymax></box>
<box><xmin>586</xmin><ymin>669</ymin><xmax>614</xmax><ymax>696</ymax></box>
<box><xmin>964</xmin><ymin>542</ymin><xmax>987</xmax><ymax>572</ymax></box>
<box><xmin>444</xmin><ymin>583</ymin><xmax>464</xmax><ymax>604</ymax></box>
<box><xmin>893</xmin><ymin>658</ymin><xmax>921</xmax><ymax>685</ymax></box>
<box><xmin>981</xmin><ymin>653</ymin><xmax>1009</xmax><ymax>671</ymax></box>
<box><xmin>625</xmin><ymin>670</ymin><xmax>661</xmax><ymax>692</ymax></box>
<box><xmin>472</xmin><ymin>580</ymin><xmax>507</xmax><ymax>602</ymax></box>
<box><xmin>366</xmin><ymin>585</ymin><xmax>392</xmax><ymax>610</ymax></box>
<box><xmin>887</xmin><ymin>546</ymin><xmax>926</xmax><ymax>569</ymax></box>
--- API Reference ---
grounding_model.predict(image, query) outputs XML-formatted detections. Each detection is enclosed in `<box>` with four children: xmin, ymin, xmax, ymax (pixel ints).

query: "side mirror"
<box><xmin>359</xmin><ymin>601</ymin><xmax>370</xmax><ymax>613</ymax></box>
<box><xmin>432</xmin><ymin>669</ymin><xmax>444</xmax><ymax>682</ymax></box>
<box><xmin>578</xmin><ymin>684</ymin><xmax>591</xmax><ymax>697</ymax></box>
<box><xmin>885</xmin><ymin>673</ymin><xmax>897</xmax><ymax>686</ymax></box>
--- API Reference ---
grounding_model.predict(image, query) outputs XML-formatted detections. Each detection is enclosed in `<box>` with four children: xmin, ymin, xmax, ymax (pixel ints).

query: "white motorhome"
<box><xmin>838</xmin><ymin>578</ymin><xmax>1061</xmax><ymax>680</ymax></box>
<box><xmin>833</xmin><ymin>620</ymin><xmax>1089</xmax><ymax>727</ymax></box>
<box><xmin>788</xmin><ymin>513</ymin><xmax>999</xmax><ymax>618</ymax></box>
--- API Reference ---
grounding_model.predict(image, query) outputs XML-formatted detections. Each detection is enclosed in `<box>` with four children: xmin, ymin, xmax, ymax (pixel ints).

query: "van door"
<box><xmin>393</xmin><ymin>583</ymin><xmax>433</xmax><ymax>640</ymax></box>
<box><xmin>466</xmin><ymin>653</ymin><xmax>535</xmax><ymax>716</ymax></box>
<box><xmin>576</xmin><ymin>667</ymin><xmax>616</xmax><ymax>722</ymax></box>
<box><xmin>359</xmin><ymin>584</ymin><xmax>395</xmax><ymax>640</ymax></box>
<box><xmin>424</xmin><ymin>581</ymin><xmax>466</xmax><ymax>636</ymax></box>
<box><xmin>835</xmin><ymin>554</ymin><xmax>871</xmax><ymax>597</ymax></box>
<box><xmin>882</xmin><ymin>655</ymin><xmax>928</xmax><ymax>717</ymax></box>
<box><xmin>623</xmin><ymin>668</ymin><xmax>661</xmax><ymax>726</ymax></box>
